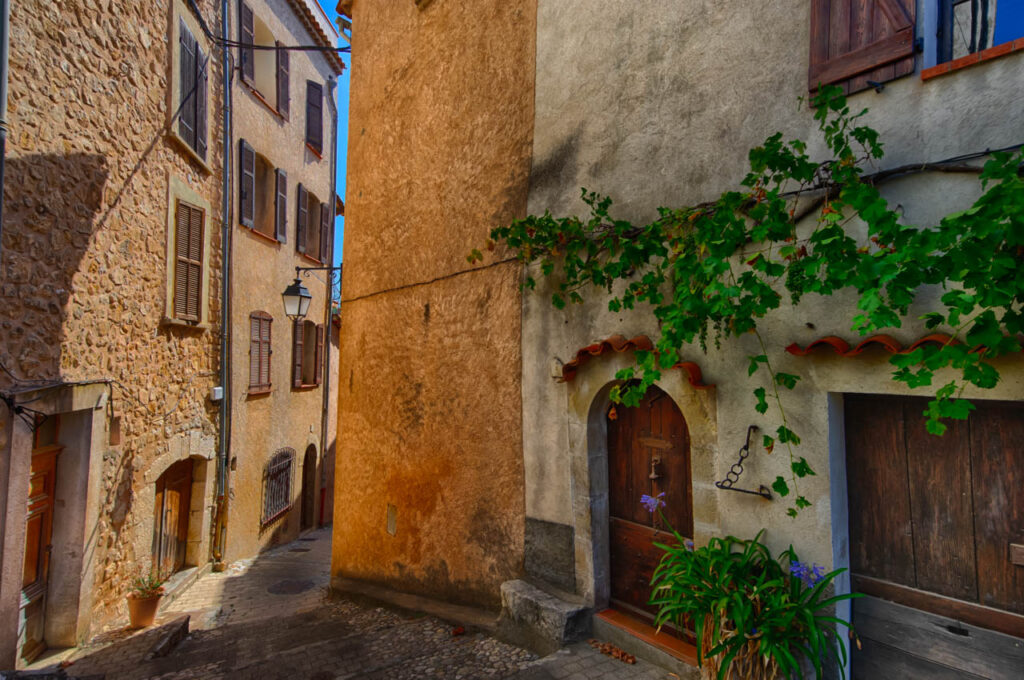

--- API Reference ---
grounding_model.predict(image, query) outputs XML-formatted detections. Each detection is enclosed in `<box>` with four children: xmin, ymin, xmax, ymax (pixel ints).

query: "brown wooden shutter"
<box><xmin>195</xmin><ymin>45</ymin><xmax>208</xmax><ymax>160</ymax></box>
<box><xmin>260</xmin><ymin>316</ymin><xmax>272</xmax><ymax>388</ymax></box>
<box><xmin>274</xmin><ymin>169</ymin><xmax>287</xmax><ymax>242</ymax></box>
<box><xmin>314</xmin><ymin>324</ymin><xmax>324</xmax><ymax>386</ymax></box>
<box><xmin>239</xmin><ymin>1</ymin><xmax>255</xmax><ymax>83</ymax></box>
<box><xmin>174</xmin><ymin>202</ymin><xmax>204</xmax><ymax>321</ymax></box>
<box><xmin>178</xmin><ymin>20</ymin><xmax>196</xmax><ymax>148</ymax></box>
<box><xmin>239</xmin><ymin>139</ymin><xmax>255</xmax><ymax>228</ymax></box>
<box><xmin>808</xmin><ymin>0</ymin><xmax>915</xmax><ymax>94</ymax></box>
<box><xmin>276</xmin><ymin>42</ymin><xmax>289</xmax><ymax>117</ymax></box>
<box><xmin>174</xmin><ymin>202</ymin><xmax>191</xmax><ymax>319</ymax></box>
<box><xmin>292</xmin><ymin>320</ymin><xmax>304</xmax><ymax>387</ymax></box>
<box><xmin>249</xmin><ymin>314</ymin><xmax>261</xmax><ymax>388</ymax></box>
<box><xmin>319</xmin><ymin>202</ymin><xmax>331</xmax><ymax>264</ymax></box>
<box><xmin>305</xmin><ymin>81</ymin><xmax>323</xmax><ymax>152</ymax></box>
<box><xmin>296</xmin><ymin>183</ymin><xmax>308</xmax><ymax>254</ymax></box>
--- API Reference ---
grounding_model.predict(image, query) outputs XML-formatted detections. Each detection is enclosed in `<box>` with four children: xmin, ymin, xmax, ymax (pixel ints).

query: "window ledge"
<box><xmin>299</xmin><ymin>252</ymin><xmax>324</xmax><ymax>266</ymax></box>
<box><xmin>240</xmin><ymin>224</ymin><xmax>283</xmax><ymax>246</ymax></box>
<box><xmin>247</xmin><ymin>386</ymin><xmax>272</xmax><ymax>397</ymax></box>
<box><xmin>292</xmin><ymin>383</ymin><xmax>320</xmax><ymax>391</ymax></box>
<box><xmin>241</xmin><ymin>80</ymin><xmax>285</xmax><ymax>121</ymax></box>
<box><xmin>166</xmin><ymin>130</ymin><xmax>213</xmax><ymax>175</ymax></box>
<box><xmin>161</xmin><ymin>316</ymin><xmax>210</xmax><ymax>331</ymax></box>
<box><xmin>305</xmin><ymin>142</ymin><xmax>323</xmax><ymax>160</ymax></box>
<box><xmin>922</xmin><ymin>37</ymin><xmax>1024</xmax><ymax>81</ymax></box>
<box><xmin>261</xmin><ymin>504</ymin><xmax>292</xmax><ymax>527</ymax></box>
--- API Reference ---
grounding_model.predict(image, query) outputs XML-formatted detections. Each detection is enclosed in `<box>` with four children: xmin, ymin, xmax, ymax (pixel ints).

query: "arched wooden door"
<box><xmin>153</xmin><ymin>459</ymin><xmax>193</xmax><ymax>579</ymax></box>
<box><xmin>301</xmin><ymin>445</ymin><xmax>316</xmax><ymax>531</ymax></box>
<box><xmin>608</xmin><ymin>385</ymin><xmax>692</xmax><ymax>623</ymax></box>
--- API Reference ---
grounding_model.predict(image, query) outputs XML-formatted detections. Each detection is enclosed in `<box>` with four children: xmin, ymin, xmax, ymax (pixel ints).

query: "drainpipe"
<box><xmin>0</xmin><ymin>0</ymin><xmax>10</xmax><ymax>274</ymax></box>
<box><xmin>213</xmin><ymin>0</ymin><xmax>233</xmax><ymax>567</ymax></box>
<box><xmin>318</xmin><ymin>75</ymin><xmax>338</xmax><ymax>527</ymax></box>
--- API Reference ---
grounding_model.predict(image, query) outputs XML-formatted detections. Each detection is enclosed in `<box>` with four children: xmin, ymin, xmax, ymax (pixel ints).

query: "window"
<box><xmin>239</xmin><ymin>138</ymin><xmax>287</xmax><ymax>242</ymax></box>
<box><xmin>262</xmin><ymin>449</ymin><xmax>294</xmax><ymax>524</ymax></box>
<box><xmin>239</xmin><ymin>1</ymin><xmax>289</xmax><ymax>115</ymax></box>
<box><xmin>808</xmin><ymin>0</ymin><xmax>915</xmax><ymax>94</ymax></box>
<box><xmin>164</xmin><ymin>175</ymin><xmax>212</xmax><ymax>325</ymax></box>
<box><xmin>937</xmin><ymin>0</ymin><xmax>1024</xmax><ymax>63</ymax></box>
<box><xmin>177</xmin><ymin>19</ymin><xmax>208</xmax><ymax>160</ymax></box>
<box><xmin>295</xmin><ymin>184</ymin><xmax>331</xmax><ymax>263</ymax></box>
<box><xmin>292</xmin><ymin>319</ymin><xmax>324</xmax><ymax>388</ymax></box>
<box><xmin>249</xmin><ymin>311</ymin><xmax>272</xmax><ymax>393</ymax></box>
<box><xmin>305</xmin><ymin>80</ymin><xmax>323</xmax><ymax>153</ymax></box>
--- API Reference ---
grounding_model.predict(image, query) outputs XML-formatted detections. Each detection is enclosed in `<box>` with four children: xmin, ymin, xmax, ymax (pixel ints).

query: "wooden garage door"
<box><xmin>845</xmin><ymin>395</ymin><xmax>1024</xmax><ymax>679</ymax></box>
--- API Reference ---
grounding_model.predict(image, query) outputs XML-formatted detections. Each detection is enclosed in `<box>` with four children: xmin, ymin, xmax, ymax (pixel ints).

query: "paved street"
<box><xmin>35</xmin><ymin>529</ymin><xmax>676</xmax><ymax>679</ymax></box>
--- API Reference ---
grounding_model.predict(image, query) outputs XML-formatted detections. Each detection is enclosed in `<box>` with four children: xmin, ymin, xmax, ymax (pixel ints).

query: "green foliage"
<box><xmin>129</xmin><ymin>572</ymin><xmax>165</xmax><ymax>599</ymax></box>
<box><xmin>485</xmin><ymin>85</ymin><xmax>1024</xmax><ymax>515</ymax></box>
<box><xmin>650</xmin><ymin>530</ymin><xmax>859</xmax><ymax>679</ymax></box>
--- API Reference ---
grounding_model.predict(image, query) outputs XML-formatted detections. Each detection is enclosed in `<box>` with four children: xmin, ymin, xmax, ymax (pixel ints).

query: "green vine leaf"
<box><xmin>754</xmin><ymin>387</ymin><xmax>769</xmax><ymax>415</ymax></box>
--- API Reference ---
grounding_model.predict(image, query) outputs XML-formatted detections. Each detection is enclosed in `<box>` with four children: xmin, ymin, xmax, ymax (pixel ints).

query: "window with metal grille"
<box><xmin>249</xmin><ymin>311</ymin><xmax>272</xmax><ymax>393</ymax></box>
<box><xmin>262</xmin><ymin>449</ymin><xmax>294</xmax><ymax>524</ymax></box>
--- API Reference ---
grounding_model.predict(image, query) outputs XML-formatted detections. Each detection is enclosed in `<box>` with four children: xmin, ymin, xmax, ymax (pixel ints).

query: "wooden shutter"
<box><xmin>319</xmin><ymin>202</ymin><xmax>331</xmax><ymax>264</ymax></box>
<box><xmin>174</xmin><ymin>201</ymin><xmax>204</xmax><ymax>321</ymax></box>
<box><xmin>808</xmin><ymin>0</ymin><xmax>916</xmax><ymax>94</ymax></box>
<box><xmin>249</xmin><ymin>314</ymin><xmax>261</xmax><ymax>388</ymax></box>
<box><xmin>276</xmin><ymin>42</ymin><xmax>289</xmax><ymax>117</ymax></box>
<box><xmin>249</xmin><ymin>312</ymin><xmax>272</xmax><ymax>390</ymax></box>
<box><xmin>274</xmin><ymin>169</ymin><xmax>287</xmax><ymax>242</ymax></box>
<box><xmin>292</xmin><ymin>319</ymin><xmax>304</xmax><ymax>387</ymax></box>
<box><xmin>305</xmin><ymin>81</ymin><xmax>323</xmax><ymax>152</ymax></box>
<box><xmin>314</xmin><ymin>324</ymin><xmax>324</xmax><ymax>386</ymax></box>
<box><xmin>195</xmin><ymin>45</ymin><xmax>208</xmax><ymax>160</ymax></box>
<box><xmin>178</xmin><ymin>20</ymin><xmax>196</xmax><ymax>149</ymax></box>
<box><xmin>296</xmin><ymin>183</ymin><xmax>308</xmax><ymax>254</ymax></box>
<box><xmin>260</xmin><ymin>316</ymin><xmax>272</xmax><ymax>388</ymax></box>
<box><xmin>239</xmin><ymin>139</ymin><xmax>255</xmax><ymax>228</ymax></box>
<box><xmin>239</xmin><ymin>1</ymin><xmax>255</xmax><ymax>83</ymax></box>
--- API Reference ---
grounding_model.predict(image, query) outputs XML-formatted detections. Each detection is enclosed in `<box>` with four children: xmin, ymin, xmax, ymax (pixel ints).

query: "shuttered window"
<box><xmin>276</xmin><ymin>42</ymin><xmax>289</xmax><ymax>117</ymax></box>
<box><xmin>296</xmin><ymin>183</ymin><xmax>308</xmax><ymax>254</ymax></box>
<box><xmin>319</xmin><ymin>202</ymin><xmax>331</xmax><ymax>264</ymax></box>
<box><xmin>314</xmin><ymin>323</ymin><xmax>324</xmax><ymax>386</ymax></box>
<box><xmin>262</xmin><ymin>449</ymin><xmax>293</xmax><ymax>524</ymax></box>
<box><xmin>249</xmin><ymin>311</ymin><xmax>272</xmax><ymax>392</ymax></box>
<box><xmin>808</xmin><ymin>0</ymin><xmax>916</xmax><ymax>94</ymax></box>
<box><xmin>178</xmin><ymin>20</ymin><xmax>208</xmax><ymax>160</ymax></box>
<box><xmin>275</xmin><ymin>168</ymin><xmax>287</xmax><ymax>242</ymax></box>
<box><xmin>239</xmin><ymin>139</ymin><xmax>255</xmax><ymax>228</ymax></box>
<box><xmin>239</xmin><ymin>1</ymin><xmax>255</xmax><ymax>83</ymax></box>
<box><xmin>173</xmin><ymin>201</ymin><xmax>204</xmax><ymax>322</ymax></box>
<box><xmin>293</xmin><ymin>320</ymin><xmax>324</xmax><ymax>388</ymax></box>
<box><xmin>305</xmin><ymin>80</ymin><xmax>323</xmax><ymax>153</ymax></box>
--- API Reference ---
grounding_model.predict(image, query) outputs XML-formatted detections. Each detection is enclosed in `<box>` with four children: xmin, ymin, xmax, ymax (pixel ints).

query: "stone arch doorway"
<box><xmin>301</xmin><ymin>445</ymin><xmax>317</xmax><ymax>531</ymax></box>
<box><xmin>606</xmin><ymin>384</ymin><xmax>692</xmax><ymax>623</ymax></box>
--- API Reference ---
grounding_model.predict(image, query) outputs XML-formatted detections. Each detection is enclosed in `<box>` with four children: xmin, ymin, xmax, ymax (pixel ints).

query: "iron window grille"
<box><xmin>262</xmin><ymin>449</ymin><xmax>294</xmax><ymax>524</ymax></box>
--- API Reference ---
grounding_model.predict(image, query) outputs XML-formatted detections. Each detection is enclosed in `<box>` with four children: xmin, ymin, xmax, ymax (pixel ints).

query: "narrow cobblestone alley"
<box><xmin>28</xmin><ymin>530</ymin><xmax>675</xmax><ymax>680</ymax></box>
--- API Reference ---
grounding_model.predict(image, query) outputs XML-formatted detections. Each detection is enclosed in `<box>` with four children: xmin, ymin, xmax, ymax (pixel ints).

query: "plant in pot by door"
<box><xmin>127</xmin><ymin>572</ymin><xmax>165</xmax><ymax>628</ymax></box>
<box><xmin>642</xmin><ymin>494</ymin><xmax>859</xmax><ymax>679</ymax></box>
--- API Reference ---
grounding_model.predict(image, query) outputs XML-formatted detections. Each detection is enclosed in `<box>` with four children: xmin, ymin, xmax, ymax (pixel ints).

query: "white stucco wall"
<box><xmin>522</xmin><ymin>0</ymin><xmax>1024</xmax><ymax>572</ymax></box>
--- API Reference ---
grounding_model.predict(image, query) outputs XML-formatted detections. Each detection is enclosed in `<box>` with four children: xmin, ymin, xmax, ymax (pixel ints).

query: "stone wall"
<box><xmin>1</xmin><ymin>0</ymin><xmax>224</xmax><ymax>633</ymax></box>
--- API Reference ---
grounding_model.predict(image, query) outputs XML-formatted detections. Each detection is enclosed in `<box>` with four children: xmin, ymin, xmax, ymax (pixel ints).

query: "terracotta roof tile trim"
<box><xmin>784</xmin><ymin>333</ymin><xmax>1014</xmax><ymax>357</ymax></box>
<box><xmin>559</xmin><ymin>334</ymin><xmax>713</xmax><ymax>390</ymax></box>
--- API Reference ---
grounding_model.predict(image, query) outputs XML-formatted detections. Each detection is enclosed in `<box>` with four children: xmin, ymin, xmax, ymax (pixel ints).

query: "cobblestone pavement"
<box><xmin>39</xmin><ymin>528</ymin><xmax>676</xmax><ymax>679</ymax></box>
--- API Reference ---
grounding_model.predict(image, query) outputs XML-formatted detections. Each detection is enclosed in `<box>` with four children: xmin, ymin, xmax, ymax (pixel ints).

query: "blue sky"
<box><xmin>329</xmin><ymin>8</ymin><xmax>350</xmax><ymax>268</ymax></box>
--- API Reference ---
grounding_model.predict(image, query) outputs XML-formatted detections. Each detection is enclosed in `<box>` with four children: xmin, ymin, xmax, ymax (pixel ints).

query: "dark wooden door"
<box><xmin>153</xmin><ymin>459</ymin><xmax>193</xmax><ymax>579</ymax></box>
<box><xmin>19</xmin><ymin>448</ymin><xmax>58</xmax><ymax>664</ymax></box>
<box><xmin>301</xmin><ymin>446</ymin><xmax>316</xmax><ymax>531</ymax></box>
<box><xmin>846</xmin><ymin>395</ymin><xmax>1024</xmax><ymax>679</ymax></box>
<box><xmin>608</xmin><ymin>385</ymin><xmax>692</xmax><ymax>623</ymax></box>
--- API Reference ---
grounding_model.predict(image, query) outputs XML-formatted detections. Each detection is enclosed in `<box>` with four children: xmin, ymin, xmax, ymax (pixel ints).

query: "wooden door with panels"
<box><xmin>153</xmin><ymin>459</ymin><xmax>194</xmax><ymax>579</ymax></box>
<box><xmin>845</xmin><ymin>395</ymin><xmax>1024</xmax><ymax>679</ymax></box>
<box><xmin>608</xmin><ymin>385</ymin><xmax>693</xmax><ymax>629</ymax></box>
<box><xmin>18</xmin><ymin>446</ymin><xmax>59</xmax><ymax>665</ymax></box>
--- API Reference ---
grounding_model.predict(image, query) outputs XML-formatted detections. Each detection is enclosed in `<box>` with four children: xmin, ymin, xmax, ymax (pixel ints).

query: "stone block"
<box><xmin>497</xmin><ymin>579</ymin><xmax>589</xmax><ymax>656</ymax></box>
<box><xmin>524</xmin><ymin>517</ymin><xmax>575</xmax><ymax>592</ymax></box>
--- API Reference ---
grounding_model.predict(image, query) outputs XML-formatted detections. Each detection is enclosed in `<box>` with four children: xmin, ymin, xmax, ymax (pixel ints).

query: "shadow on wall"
<box><xmin>0</xmin><ymin>152</ymin><xmax>108</xmax><ymax>383</ymax></box>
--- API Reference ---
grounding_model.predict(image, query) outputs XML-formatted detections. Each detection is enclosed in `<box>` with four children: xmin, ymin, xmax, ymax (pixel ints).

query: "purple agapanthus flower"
<box><xmin>684</xmin><ymin>539</ymin><xmax>694</xmax><ymax>551</ymax></box>
<box><xmin>640</xmin><ymin>492</ymin><xmax>666</xmax><ymax>513</ymax></box>
<box><xmin>790</xmin><ymin>560</ymin><xmax>827</xmax><ymax>587</ymax></box>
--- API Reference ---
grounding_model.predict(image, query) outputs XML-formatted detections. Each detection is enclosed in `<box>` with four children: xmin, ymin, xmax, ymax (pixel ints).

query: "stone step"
<box><xmin>591</xmin><ymin>609</ymin><xmax>699</xmax><ymax>679</ymax></box>
<box><xmin>497</xmin><ymin>580</ymin><xmax>590</xmax><ymax>656</ymax></box>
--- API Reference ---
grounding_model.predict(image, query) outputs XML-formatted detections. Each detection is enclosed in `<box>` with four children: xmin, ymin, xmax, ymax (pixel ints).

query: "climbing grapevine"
<box><xmin>474</xmin><ymin>86</ymin><xmax>1024</xmax><ymax>515</ymax></box>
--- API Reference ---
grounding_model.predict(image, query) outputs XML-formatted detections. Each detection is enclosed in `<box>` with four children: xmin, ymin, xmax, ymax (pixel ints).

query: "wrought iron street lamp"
<box><xmin>281</xmin><ymin>265</ymin><xmax>341</xmax><ymax>321</ymax></box>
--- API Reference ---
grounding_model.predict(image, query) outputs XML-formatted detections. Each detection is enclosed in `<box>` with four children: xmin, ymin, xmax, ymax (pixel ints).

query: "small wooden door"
<box><xmin>846</xmin><ymin>395</ymin><xmax>1024</xmax><ymax>678</ymax></box>
<box><xmin>608</xmin><ymin>385</ymin><xmax>692</xmax><ymax>624</ymax></box>
<box><xmin>301</xmin><ymin>445</ymin><xmax>316</xmax><ymax>531</ymax></box>
<box><xmin>153</xmin><ymin>459</ymin><xmax>193</xmax><ymax>579</ymax></box>
<box><xmin>19</xmin><ymin>448</ymin><xmax>58</xmax><ymax>664</ymax></box>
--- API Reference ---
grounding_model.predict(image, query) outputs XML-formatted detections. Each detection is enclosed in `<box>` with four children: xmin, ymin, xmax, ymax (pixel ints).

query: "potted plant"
<box><xmin>127</xmin><ymin>572</ymin><xmax>165</xmax><ymax>628</ymax></box>
<box><xmin>642</xmin><ymin>494</ymin><xmax>859</xmax><ymax>679</ymax></box>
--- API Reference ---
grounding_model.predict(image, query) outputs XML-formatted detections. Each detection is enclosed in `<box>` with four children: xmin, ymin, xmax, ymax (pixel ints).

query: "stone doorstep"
<box><xmin>591</xmin><ymin>609</ymin><xmax>699</xmax><ymax>679</ymax></box>
<box><xmin>160</xmin><ymin>563</ymin><xmax>211</xmax><ymax>611</ymax></box>
<box><xmin>496</xmin><ymin>580</ymin><xmax>590</xmax><ymax>657</ymax></box>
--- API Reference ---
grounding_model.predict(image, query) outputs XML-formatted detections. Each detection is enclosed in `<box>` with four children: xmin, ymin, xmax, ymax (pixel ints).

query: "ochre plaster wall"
<box><xmin>1</xmin><ymin>0</ymin><xmax>223</xmax><ymax>635</ymax></box>
<box><xmin>521</xmin><ymin>0</ymin><xmax>1024</xmax><ymax>584</ymax></box>
<box><xmin>333</xmin><ymin>0</ymin><xmax>536</xmax><ymax>607</ymax></box>
<box><xmin>224</xmin><ymin>0</ymin><xmax>339</xmax><ymax>563</ymax></box>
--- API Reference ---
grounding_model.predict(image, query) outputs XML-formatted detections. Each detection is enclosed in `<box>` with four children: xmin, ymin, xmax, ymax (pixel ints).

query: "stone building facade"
<box><xmin>0</xmin><ymin>0</ymin><xmax>223</xmax><ymax>667</ymax></box>
<box><xmin>337</xmin><ymin>1</ymin><xmax>1024</xmax><ymax>676</ymax></box>
<box><xmin>224</xmin><ymin>0</ymin><xmax>342</xmax><ymax>563</ymax></box>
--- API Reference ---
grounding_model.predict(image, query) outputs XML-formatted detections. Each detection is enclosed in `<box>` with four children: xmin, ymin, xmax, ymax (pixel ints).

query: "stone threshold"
<box><xmin>161</xmin><ymin>563</ymin><xmax>211</xmax><ymax>610</ymax></box>
<box><xmin>592</xmin><ymin>608</ymin><xmax>699</xmax><ymax>678</ymax></box>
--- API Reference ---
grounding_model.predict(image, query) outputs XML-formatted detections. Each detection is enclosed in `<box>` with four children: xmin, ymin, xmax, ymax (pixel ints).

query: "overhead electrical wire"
<box><xmin>185</xmin><ymin>0</ymin><xmax>349</xmax><ymax>55</ymax></box>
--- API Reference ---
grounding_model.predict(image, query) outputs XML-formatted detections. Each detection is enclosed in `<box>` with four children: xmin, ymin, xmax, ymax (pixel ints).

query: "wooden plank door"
<box><xmin>845</xmin><ymin>395</ymin><xmax>1024</xmax><ymax>678</ymax></box>
<box><xmin>19</xmin><ymin>448</ymin><xmax>58</xmax><ymax>665</ymax></box>
<box><xmin>153</xmin><ymin>459</ymin><xmax>193</xmax><ymax>579</ymax></box>
<box><xmin>608</xmin><ymin>385</ymin><xmax>692</xmax><ymax>624</ymax></box>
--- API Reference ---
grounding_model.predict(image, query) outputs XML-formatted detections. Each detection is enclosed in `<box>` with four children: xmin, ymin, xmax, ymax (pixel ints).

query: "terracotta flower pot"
<box><xmin>127</xmin><ymin>593</ymin><xmax>163</xmax><ymax>628</ymax></box>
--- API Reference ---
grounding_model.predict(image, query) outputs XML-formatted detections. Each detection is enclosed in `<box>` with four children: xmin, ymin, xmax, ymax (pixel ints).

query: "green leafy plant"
<box><xmin>480</xmin><ymin>85</ymin><xmax>1024</xmax><ymax>514</ymax></box>
<box><xmin>129</xmin><ymin>572</ymin><xmax>165</xmax><ymax>599</ymax></box>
